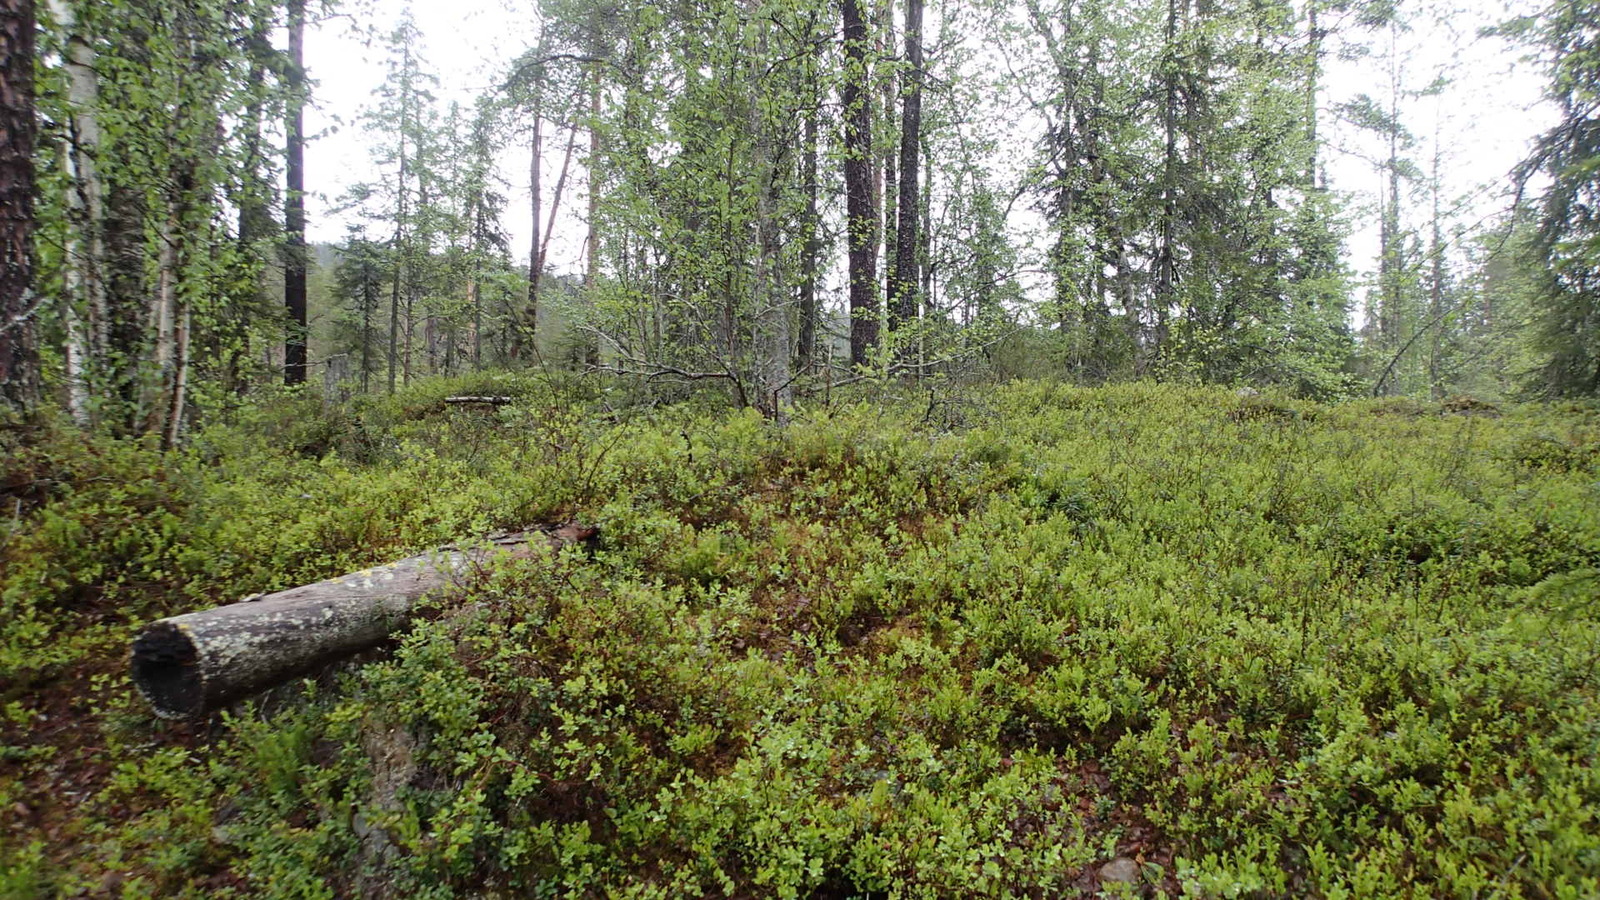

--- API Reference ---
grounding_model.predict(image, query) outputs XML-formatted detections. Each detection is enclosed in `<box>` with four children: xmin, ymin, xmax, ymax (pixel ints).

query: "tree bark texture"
<box><xmin>888</xmin><ymin>0</ymin><xmax>922</xmax><ymax>336</ymax></box>
<box><xmin>842</xmin><ymin>0</ymin><xmax>878</xmax><ymax>367</ymax></box>
<box><xmin>284</xmin><ymin>0</ymin><xmax>308</xmax><ymax>386</ymax></box>
<box><xmin>523</xmin><ymin>91</ymin><xmax>543</xmax><ymax>357</ymax></box>
<box><xmin>131</xmin><ymin>524</ymin><xmax>599</xmax><ymax>720</ymax></box>
<box><xmin>0</xmin><ymin>0</ymin><xmax>34</xmax><ymax>413</ymax></box>
<box><xmin>878</xmin><ymin>0</ymin><xmax>895</xmax><ymax>310</ymax></box>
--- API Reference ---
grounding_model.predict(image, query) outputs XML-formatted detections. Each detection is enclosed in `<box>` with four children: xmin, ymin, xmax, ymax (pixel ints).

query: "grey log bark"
<box><xmin>443</xmin><ymin>395</ymin><xmax>513</xmax><ymax>405</ymax></box>
<box><xmin>131</xmin><ymin>523</ymin><xmax>597</xmax><ymax>719</ymax></box>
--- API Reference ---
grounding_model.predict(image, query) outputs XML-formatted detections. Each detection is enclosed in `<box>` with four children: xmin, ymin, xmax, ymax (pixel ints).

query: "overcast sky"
<box><xmin>302</xmin><ymin>1</ymin><xmax>548</xmax><ymax>255</ymax></box>
<box><xmin>298</xmin><ymin>0</ymin><xmax>1556</xmax><ymax>308</ymax></box>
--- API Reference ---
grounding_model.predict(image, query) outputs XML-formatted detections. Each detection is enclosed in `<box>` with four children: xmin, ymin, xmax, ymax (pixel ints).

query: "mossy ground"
<box><xmin>2</xmin><ymin>378</ymin><xmax>1598</xmax><ymax>898</ymax></box>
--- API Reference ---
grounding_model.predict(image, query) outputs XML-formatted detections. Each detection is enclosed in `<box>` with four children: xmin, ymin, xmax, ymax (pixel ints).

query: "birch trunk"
<box><xmin>164</xmin><ymin>297</ymin><xmax>190</xmax><ymax>450</ymax></box>
<box><xmin>144</xmin><ymin>208</ymin><xmax>177</xmax><ymax>437</ymax></box>
<box><xmin>48</xmin><ymin>0</ymin><xmax>103</xmax><ymax>424</ymax></box>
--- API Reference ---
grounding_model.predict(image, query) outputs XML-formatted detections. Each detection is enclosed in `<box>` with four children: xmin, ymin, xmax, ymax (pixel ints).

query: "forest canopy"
<box><xmin>0</xmin><ymin>0</ymin><xmax>1597</xmax><ymax>426</ymax></box>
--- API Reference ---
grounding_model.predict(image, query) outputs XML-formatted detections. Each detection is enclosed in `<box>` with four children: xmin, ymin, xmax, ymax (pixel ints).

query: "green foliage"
<box><xmin>1010</xmin><ymin>0</ymin><xmax>1356</xmax><ymax>393</ymax></box>
<box><xmin>4</xmin><ymin>379</ymin><xmax>1600</xmax><ymax>897</ymax></box>
<box><xmin>34</xmin><ymin>0</ymin><xmax>292</xmax><ymax>436</ymax></box>
<box><xmin>1509</xmin><ymin>0</ymin><xmax>1600</xmax><ymax>397</ymax></box>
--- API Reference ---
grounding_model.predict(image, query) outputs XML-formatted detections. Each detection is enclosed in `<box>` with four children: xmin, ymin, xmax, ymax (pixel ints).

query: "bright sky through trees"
<box><xmin>304</xmin><ymin>0</ymin><xmax>1553</xmax><ymax>302</ymax></box>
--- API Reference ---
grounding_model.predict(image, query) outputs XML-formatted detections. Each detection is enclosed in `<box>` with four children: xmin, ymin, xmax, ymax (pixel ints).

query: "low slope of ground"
<box><xmin>2</xmin><ymin>379</ymin><xmax>1598</xmax><ymax>898</ymax></box>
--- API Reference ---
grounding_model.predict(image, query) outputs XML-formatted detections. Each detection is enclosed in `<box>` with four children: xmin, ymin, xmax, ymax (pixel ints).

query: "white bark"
<box><xmin>164</xmin><ymin>299</ymin><xmax>190</xmax><ymax>449</ymax></box>
<box><xmin>62</xmin><ymin>290</ymin><xmax>89</xmax><ymax>425</ymax></box>
<box><xmin>48</xmin><ymin>0</ymin><xmax>104</xmax><ymax>425</ymax></box>
<box><xmin>146</xmin><ymin>210</ymin><xmax>177</xmax><ymax>435</ymax></box>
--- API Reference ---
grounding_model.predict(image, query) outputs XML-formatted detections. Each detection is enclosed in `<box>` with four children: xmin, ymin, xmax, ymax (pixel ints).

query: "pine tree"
<box><xmin>0</xmin><ymin>0</ymin><xmax>35</xmax><ymax>414</ymax></box>
<box><xmin>1509</xmin><ymin>0</ymin><xmax>1600</xmax><ymax>396</ymax></box>
<box><xmin>330</xmin><ymin>229</ymin><xmax>390</xmax><ymax>393</ymax></box>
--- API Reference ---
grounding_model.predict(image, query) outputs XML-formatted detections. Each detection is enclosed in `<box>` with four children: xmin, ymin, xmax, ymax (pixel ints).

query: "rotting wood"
<box><xmin>131</xmin><ymin>522</ymin><xmax>597</xmax><ymax>719</ymax></box>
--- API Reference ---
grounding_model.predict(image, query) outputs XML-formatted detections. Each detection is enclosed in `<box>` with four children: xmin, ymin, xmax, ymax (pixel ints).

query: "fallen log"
<box><xmin>131</xmin><ymin>523</ymin><xmax>597</xmax><ymax>719</ymax></box>
<box><xmin>443</xmin><ymin>395</ymin><xmax>513</xmax><ymax>405</ymax></box>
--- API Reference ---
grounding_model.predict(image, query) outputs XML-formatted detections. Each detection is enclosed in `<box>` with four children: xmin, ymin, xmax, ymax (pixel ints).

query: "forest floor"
<box><xmin>2</xmin><ymin>377</ymin><xmax>1598</xmax><ymax>898</ymax></box>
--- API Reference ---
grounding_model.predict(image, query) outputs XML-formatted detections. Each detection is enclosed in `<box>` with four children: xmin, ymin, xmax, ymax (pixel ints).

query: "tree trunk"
<box><xmin>1305</xmin><ymin>0</ymin><xmax>1321</xmax><ymax>188</ymax></box>
<box><xmin>102</xmin><ymin>180</ymin><xmax>148</xmax><ymax>431</ymax></box>
<box><xmin>1377</xmin><ymin>32</ymin><xmax>1402</xmax><ymax>392</ymax></box>
<box><xmin>0</xmin><ymin>0</ymin><xmax>34</xmax><ymax>414</ymax></box>
<box><xmin>131</xmin><ymin>524</ymin><xmax>599</xmax><ymax>720</ymax></box>
<box><xmin>584</xmin><ymin>71</ymin><xmax>601</xmax><ymax>367</ymax></box>
<box><xmin>48</xmin><ymin>0</ymin><xmax>103</xmax><ymax>424</ymax></box>
<box><xmin>387</xmin><ymin>81</ymin><xmax>409</xmax><ymax>392</ymax></box>
<box><xmin>360</xmin><ymin>261</ymin><xmax>374</xmax><ymax>393</ymax></box>
<box><xmin>542</xmin><ymin>123</ymin><xmax>577</xmax><ymax>279</ymax></box>
<box><xmin>798</xmin><ymin>83</ymin><xmax>819</xmax><ymax>373</ymax></box>
<box><xmin>387</xmin><ymin>247</ymin><xmax>402</xmax><ymax>392</ymax></box>
<box><xmin>387</xmin><ymin>45</ymin><xmax>412</xmax><ymax>394</ymax></box>
<box><xmin>878</xmin><ymin>0</ymin><xmax>895</xmax><ymax>315</ymax></box>
<box><xmin>145</xmin><ymin>206</ymin><xmax>177</xmax><ymax>438</ymax></box>
<box><xmin>749</xmin><ymin>27</ymin><xmax>790</xmax><ymax>420</ymax></box>
<box><xmin>523</xmin><ymin>91</ymin><xmax>542</xmax><ymax>359</ymax></box>
<box><xmin>888</xmin><ymin>0</ymin><xmax>922</xmax><ymax>338</ymax></box>
<box><xmin>842</xmin><ymin>0</ymin><xmax>878</xmax><ymax>366</ymax></box>
<box><xmin>470</xmin><ymin>275</ymin><xmax>481</xmax><ymax>370</ymax></box>
<box><xmin>164</xmin><ymin>288</ymin><xmax>190</xmax><ymax>450</ymax></box>
<box><xmin>284</xmin><ymin>0</ymin><xmax>308</xmax><ymax>386</ymax></box>
<box><xmin>1156</xmin><ymin>0</ymin><xmax>1180</xmax><ymax>334</ymax></box>
<box><xmin>403</xmin><ymin>272</ymin><xmax>417</xmax><ymax>385</ymax></box>
<box><xmin>919</xmin><ymin>132</ymin><xmax>933</xmax><ymax>313</ymax></box>
<box><xmin>1381</xmin><ymin>20</ymin><xmax>1405</xmax><ymax>384</ymax></box>
<box><xmin>228</xmin><ymin>21</ymin><xmax>271</xmax><ymax>399</ymax></box>
<box><xmin>1428</xmin><ymin>138</ymin><xmax>1445</xmax><ymax>400</ymax></box>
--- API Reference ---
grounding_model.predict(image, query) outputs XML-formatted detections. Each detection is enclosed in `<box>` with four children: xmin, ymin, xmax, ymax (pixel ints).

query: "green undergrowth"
<box><xmin>3</xmin><ymin>378</ymin><xmax>1599</xmax><ymax>898</ymax></box>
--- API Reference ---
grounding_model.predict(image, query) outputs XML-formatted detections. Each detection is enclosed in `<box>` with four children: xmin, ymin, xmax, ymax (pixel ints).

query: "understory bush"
<box><xmin>2</xmin><ymin>379</ymin><xmax>1597</xmax><ymax>898</ymax></box>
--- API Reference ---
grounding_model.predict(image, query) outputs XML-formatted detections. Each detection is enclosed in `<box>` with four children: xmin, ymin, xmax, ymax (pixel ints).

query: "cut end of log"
<box><xmin>131</xmin><ymin>622</ymin><xmax>204</xmax><ymax>719</ymax></box>
<box><xmin>549</xmin><ymin>522</ymin><xmax>600</xmax><ymax>545</ymax></box>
